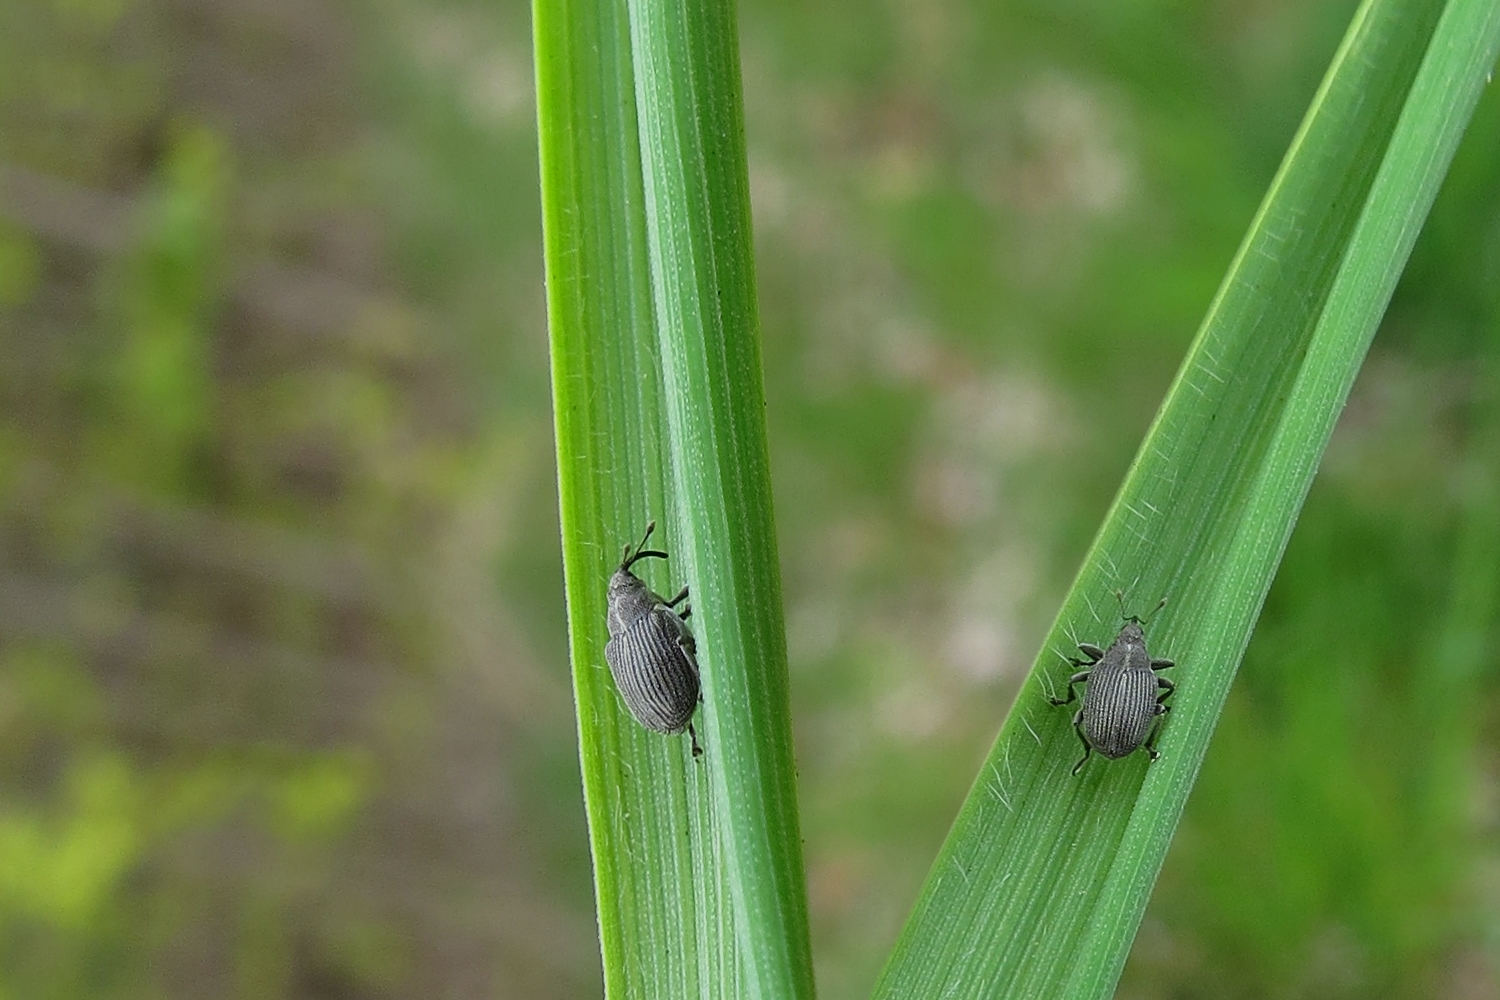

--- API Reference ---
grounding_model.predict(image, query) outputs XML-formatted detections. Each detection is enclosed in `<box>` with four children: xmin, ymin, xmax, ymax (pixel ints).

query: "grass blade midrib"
<box><xmin>626</xmin><ymin>0</ymin><xmax>815</xmax><ymax>996</ymax></box>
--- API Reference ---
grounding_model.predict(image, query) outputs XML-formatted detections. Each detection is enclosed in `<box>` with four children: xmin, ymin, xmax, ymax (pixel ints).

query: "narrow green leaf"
<box><xmin>536</xmin><ymin>0</ymin><xmax>811</xmax><ymax>995</ymax></box>
<box><xmin>872</xmin><ymin>1</ymin><xmax>1500</xmax><ymax>997</ymax></box>
<box><xmin>535</xmin><ymin>2</ymin><xmax>728</xmax><ymax>997</ymax></box>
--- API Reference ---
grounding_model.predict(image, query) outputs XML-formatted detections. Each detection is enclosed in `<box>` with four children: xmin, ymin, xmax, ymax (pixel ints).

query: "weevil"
<box><xmin>604</xmin><ymin>522</ymin><xmax>703</xmax><ymax>757</ymax></box>
<box><xmin>1049</xmin><ymin>593</ymin><xmax>1175</xmax><ymax>775</ymax></box>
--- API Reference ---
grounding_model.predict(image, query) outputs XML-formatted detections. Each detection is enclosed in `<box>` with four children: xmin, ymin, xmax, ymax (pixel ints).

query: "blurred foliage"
<box><xmin>111</xmin><ymin>126</ymin><xmax>225</xmax><ymax>493</ymax></box>
<box><xmin>0</xmin><ymin>0</ymin><xmax>1497</xmax><ymax>997</ymax></box>
<box><xmin>0</xmin><ymin>0</ymin><xmax>579</xmax><ymax>996</ymax></box>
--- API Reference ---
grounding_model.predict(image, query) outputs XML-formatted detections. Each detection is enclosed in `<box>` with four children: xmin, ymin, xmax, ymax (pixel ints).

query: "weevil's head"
<box><xmin>1117</xmin><ymin>620</ymin><xmax>1147</xmax><ymax>645</ymax></box>
<box><xmin>606</xmin><ymin>522</ymin><xmax>668</xmax><ymax>634</ymax></box>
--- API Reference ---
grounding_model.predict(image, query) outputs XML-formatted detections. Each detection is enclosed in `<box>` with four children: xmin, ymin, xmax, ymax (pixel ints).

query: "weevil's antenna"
<box><xmin>621</xmin><ymin>521</ymin><xmax>669</xmax><ymax>571</ymax></box>
<box><xmin>1116</xmin><ymin>589</ymin><xmax>1167</xmax><ymax>625</ymax></box>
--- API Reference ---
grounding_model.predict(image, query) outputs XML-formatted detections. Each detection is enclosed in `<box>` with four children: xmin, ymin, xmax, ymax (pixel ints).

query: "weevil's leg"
<box><xmin>1068</xmin><ymin>731</ymin><xmax>1092</xmax><ymax>779</ymax></box>
<box><xmin>1049</xmin><ymin>670</ymin><xmax>1091</xmax><ymax>706</ymax></box>
<box><xmin>1145</xmin><ymin>712</ymin><xmax>1167</xmax><ymax>761</ymax></box>
<box><xmin>666</xmin><ymin>585</ymin><xmax>691</xmax><ymax>619</ymax></box>
<box><xmin>1070</xmin><ymin>710</ymin><xmax>1092</xmax><ymax>776</ymax></box>
<box><xmin>1151</xmin><ymin>657</ymin><xmax>1175</xmax><ymax>671</ymax></box>
<box><xmin>688</xmin><ymin>722</ymin><xmax>703</xmax><ymax>759</ymax></box>
<box><xmin>1075</xmin><ymin>643</ymin><xmax>1105</xmax><ymax>664</ymax></box>
<box><xmin>1156</xmin><ymin>676</ymin><xmax>1175</xmax><ymax>706</ymax></box>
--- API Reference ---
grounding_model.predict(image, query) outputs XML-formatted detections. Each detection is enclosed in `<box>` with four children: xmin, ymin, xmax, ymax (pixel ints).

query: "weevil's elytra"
<box><xmin>1049</xmin><ymin>593</ymin><xmax>1175</xmax><ymax>775</ymax></box>
<box><xmin>604</xmin><ymin>522</ymin><xmax>703</xmax><ymax>758</ymax></box>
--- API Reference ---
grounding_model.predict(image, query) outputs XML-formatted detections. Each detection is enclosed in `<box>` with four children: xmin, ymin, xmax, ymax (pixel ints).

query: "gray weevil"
<box><xmin>604</xmin><ymin>522</ymin><xmax>703</xmax><ymax>757</ymax></box>
<box><xmin>1049</xmin><ymin>594</ymin><xmax>1175</xmax><ymax>775</ymax></box>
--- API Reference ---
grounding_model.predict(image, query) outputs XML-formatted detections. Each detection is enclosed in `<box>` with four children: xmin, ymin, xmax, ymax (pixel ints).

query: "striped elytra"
<box><xmin>1049</xmin><ymin>597</ymin><xmax>1175</xmax><ymax>775</ymax></box>
<box><xmin>604</xmin><ymin>522</ymin><xmax>702</xmax><ymax>757</ymax></box>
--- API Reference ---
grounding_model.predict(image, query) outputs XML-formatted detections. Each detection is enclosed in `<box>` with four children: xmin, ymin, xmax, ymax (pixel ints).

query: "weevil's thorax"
<box><xmin>606</xmin><ymin>569</ymin><xmax>658</xmax><ymax>635</ymax></box>
<box><xmin>1109</xmin><ymin>621</ymin><xmax>1152</xmax><ymax>673</ymax></box>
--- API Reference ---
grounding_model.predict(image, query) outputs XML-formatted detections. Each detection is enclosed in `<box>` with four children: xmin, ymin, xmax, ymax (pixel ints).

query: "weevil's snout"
<box><xmin>607</xmin><ymin>567</ymin><xmax>641</xmax><ymax>598</ymax></box>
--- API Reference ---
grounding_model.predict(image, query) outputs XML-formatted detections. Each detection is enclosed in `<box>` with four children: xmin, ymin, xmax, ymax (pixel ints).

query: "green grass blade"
<box><xmin>872</xmin><ymin>1</ymin><xmax>1500</xmax><ymax>997</ymax></box>
<box><xmin>626</xmin><ymin>0</ymin><xmax>814</xmax><ymax>997</ymax></box>
<box><xmin>536</xmin><ymin>2</ymin><xmax>734</xmax><ymax>998</ymax></box>
<box><xmin>536</xmin><ymin>0</ymin><xmax>812</xmax><ymax>995</ymax></box>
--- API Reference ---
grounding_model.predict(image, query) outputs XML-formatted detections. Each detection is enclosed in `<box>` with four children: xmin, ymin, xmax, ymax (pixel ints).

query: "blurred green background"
<box><xmin>2</xmin><ymin>0</ymin><xmax>1498</xmax><ymax>997</ymax></box>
